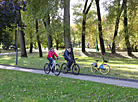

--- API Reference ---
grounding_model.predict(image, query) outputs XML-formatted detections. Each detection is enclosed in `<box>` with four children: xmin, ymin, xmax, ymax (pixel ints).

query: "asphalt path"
<box><xmin>0</xmin><ymin>65</ymin><xmax>138</xmax><ymax>89</ymax></box>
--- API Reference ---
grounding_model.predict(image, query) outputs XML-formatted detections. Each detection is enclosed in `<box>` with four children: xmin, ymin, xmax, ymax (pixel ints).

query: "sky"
<box><xmin>70</xmin><ymin>0</ymin><xmax>108</xmax><ymax>25</ymax></box>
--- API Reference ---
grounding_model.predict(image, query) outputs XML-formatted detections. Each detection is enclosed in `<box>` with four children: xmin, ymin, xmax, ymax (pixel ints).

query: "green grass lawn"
<box><xmin>0</xmin><ymin>69</ymin><xmax>138</xmax><ymax>102</ymax></box>
<box><xmin>0</xmin><ymin>51</ymin><xmax>138</xmax><ymax>79</ymax></box>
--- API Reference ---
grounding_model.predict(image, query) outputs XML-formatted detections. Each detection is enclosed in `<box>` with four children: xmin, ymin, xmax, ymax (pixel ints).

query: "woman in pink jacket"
<box><xmin>47</xmin><ymin>47</ymin><xmax>59</xmax><ymax>71</ymax></box>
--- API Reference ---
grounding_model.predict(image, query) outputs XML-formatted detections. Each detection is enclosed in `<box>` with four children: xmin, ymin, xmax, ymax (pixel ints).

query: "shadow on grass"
<box><xmin>83</xmin><ymin>52</ymin><xmax>127</xmax><ymax>58</ymax></box>
<box><xmin>129</xmin><ymin>54</ymin><xmax>138</xmax><ymax>59</ymax></box>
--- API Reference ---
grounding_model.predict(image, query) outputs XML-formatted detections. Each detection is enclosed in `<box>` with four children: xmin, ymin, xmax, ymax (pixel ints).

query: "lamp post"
<box><xmin>16</xmin><ymin>24</ymin><xmax>19</xmax><ymax>65</ymax></box>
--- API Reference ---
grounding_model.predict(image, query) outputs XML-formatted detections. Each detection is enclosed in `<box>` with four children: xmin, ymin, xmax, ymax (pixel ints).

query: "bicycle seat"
<box><xmin>104</xmin><ymin>60</ymin><xmax>108</xmax><ymax>63</ymax></box>
<box><xmin>74</xmin><ymin>58</ymin><xmax>78</xmax><ymax>60</ymax></box>
<box><xmin>95</xmin><ymin>60</ymin><xmax>99</xmax><ymax>62</ymax></box>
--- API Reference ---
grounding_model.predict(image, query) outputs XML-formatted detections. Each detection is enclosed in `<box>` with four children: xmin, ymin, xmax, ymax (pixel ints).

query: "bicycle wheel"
<box><xmin>53</xmin><ymin>64</ymin><xmax>61</xmax><ymax>76</ymax></box>
<box><xmin>99</xmin><ymin>64</ymin><xmax>110</xmax><ymax>75</ymax></box>
<box><xmin>91</xmin><ymin>65</ymin><xmax>97</xmax><ymax>73</ymax></box>
<box><xmin>44</xmin><ymin>63</ymin><xmax>50</xmax><ymax>74</ymax></box>
<box><xmin>72</xmin><ymin>63</ymin><xmax>80</xmax><ymax>75</ymax></box>
<box><xmin>61</xmin><ymin>63</ymin><xmax>68</xmax><ymax>74</ymax></box>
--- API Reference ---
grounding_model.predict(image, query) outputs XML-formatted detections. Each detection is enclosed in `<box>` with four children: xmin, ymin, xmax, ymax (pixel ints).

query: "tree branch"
<box><xmin>86</xmin><ymin>0</ymin><xmax>93</xmax><ymax>14</ymax></box>
<box><xmin>83</xmin><ymin>0</ymin><xmax>88</xmax><ymax>13</ymax></box>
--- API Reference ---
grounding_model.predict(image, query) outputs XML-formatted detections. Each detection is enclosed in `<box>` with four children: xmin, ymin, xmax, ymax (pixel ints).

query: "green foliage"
<box><xmin>27</xmin><ymin>0</ymin><xmax>64</xmax><ymax>20</ymax></box>
<box><xmin>21</xmin><ymin>11</ymin><xmax>36</xmax><ymax>47</ymax></box>
<box><xmin>2</xmin><ymin>33</ymin><xmax>13</xmax><ymax>50</ymax></box>
<box><xmin>72</xmin><ymin>1</ymin><xmax>99</xmax><ymax>48</ymax></box>
<box><xmin>101</xmin><ymin>0</ymin><xmax>138</xmax><ymax>50</ymax></box>
<box><xmin>51</xmin><ymin>20</ymin><xmax>64</xmax><ymax>48</ymax></box>
<box><xmin>25</xmin><ymin>0</ymin><xmax>65</xmax><ymax>48</ymax></box>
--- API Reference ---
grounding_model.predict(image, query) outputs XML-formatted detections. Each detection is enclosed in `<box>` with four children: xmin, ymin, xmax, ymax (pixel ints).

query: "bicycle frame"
<box><xmin>92</xmin><ymin>56</ymin><xmax>107</xmax><ymax>70</ymax></box>
<box><xmin>61</xmin><ymin>58</ymin><xmax>80</xmax><ymax>75</ymax></box>
<box><xmin>67</xmin><ymin>58</ymin><xmax>77</xmax><ymax>66</ymax></box>
<box><xmin>91</xmin><ymin>55</ymin><xmax>110</xmax><ymax>74</ymax></box>
<box><xmin>50</xmin><ymin>59</ymin><xmax>57</xmax><ymax>69</ymax></box>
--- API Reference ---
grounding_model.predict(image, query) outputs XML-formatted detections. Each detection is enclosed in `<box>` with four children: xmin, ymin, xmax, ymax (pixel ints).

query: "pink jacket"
<box><xmin>47</xmin><ymin>50</ymin><xmax>58</xmax><ymax>58</ymax></box>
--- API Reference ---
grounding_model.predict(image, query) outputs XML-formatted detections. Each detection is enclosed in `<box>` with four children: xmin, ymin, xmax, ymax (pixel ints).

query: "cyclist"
<box><xmin>63</xmin><ymin>47</ymin><xmax>73</xmax><ymax>71</ymax></box>
<box><xmin>47</xmin><ymin>47</ymin><xmax>59</xmax><ymax>72</ymax></box>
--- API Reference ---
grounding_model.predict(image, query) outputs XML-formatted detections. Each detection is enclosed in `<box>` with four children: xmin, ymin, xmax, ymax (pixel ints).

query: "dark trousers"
<box><xmin>47</xmin><ymin>57</ymin><xmax>53</xmax><ymax>68</ymax></box>
<box><xmin>65</xmin><ymin>57</ymin><xmax>72</xmax><ymax>68</ymax></box>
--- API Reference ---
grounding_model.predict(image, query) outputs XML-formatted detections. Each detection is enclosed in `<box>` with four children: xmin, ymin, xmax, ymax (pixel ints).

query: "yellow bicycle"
<box><xmin>91</xmin><ymin>55</ymin><xmax>110</xmax><ymax>75</ymax></box>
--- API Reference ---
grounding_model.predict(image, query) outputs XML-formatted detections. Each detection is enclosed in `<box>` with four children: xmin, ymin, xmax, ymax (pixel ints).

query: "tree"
<box><xmin>64</xmin><ymin>0</ymin><xmax>74</xmax><ymax>59</ymax></box>
<box><xmin>82</xmin><ymin>0</ymin><xmax>93</xmax><ymax>52</ymax></box>
<box><xmin>43</xmin><ymin>14</ymin><xmax>52</xmax><ymax>50</ymax></box>
<box><xmin>27</xmin><ymin>0</ymin><xmax>44</xmax><ymax>57</ymax></box>
<box><xmin>22</xmin><ymin>10</ymin><xmax>36</xmax><ymax>53</ymax></box>
<box><xmin>0</xmin><ymin>0</ymin><xmax>17</xmax><ymax>41</ymax></box>
<box><xmin>72</xmin><ymin>2</ymin><xmax>98</xmax><ymax>49</ymax></box>
<box><xmin>50</xmin><ymin>18</ymin><xmax>64</xmax><ymax>50</ymax></box>
<box><xmin>111</xmin><ymin>0</ymin><xmax>126</xmax><ymax>54</ymax></box>
<box><xmin>103</xmin><ymin>0</ymin><xmax>138</xmax><ymax>53</ymax></box>
<box><xmin>124</xmin><ymin>0</ymin><xmax>132</xmax><ymax>56</ymax></box>
<box><xmin>64</xmin><ymin>0</ymin><xmax>72</xmax><ymax>48</ymax></box>
<box><xmin>18</xmin><ymin>9</ymin><xmax>27</xmax><ymax>57</ymax></box>
<box><xmin>0</xmin><ymin>0</ymin><xmax>27</xmax><ymax>57</ymax></box>
<box><xmin>35</xmin><ymin>20</ymin><xmax>43</xmax><ymax>57</ymax></box>
<box><xmin>19</xmin><ymin>30</ymin><xmax>27</xmax><ymax>57</ymax></box>
<box><xmin>95</xmin><ymin>0</ymin><xmax>105</xmax><ymax>53</ymax></box>
<box><xmin>27</xmin><ymin>0</ymin><xmax>64</xmax><ymax>51</ymax></box>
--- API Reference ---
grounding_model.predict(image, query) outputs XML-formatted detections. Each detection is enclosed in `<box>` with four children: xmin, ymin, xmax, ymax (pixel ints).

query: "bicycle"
<box><xmin>61</xmin><ymin>58</ymin><xmax>80</xmax><ymax>75</ymax></box>
<box><xmin>44</xmin><ymin>58</ymin><xmax>61</xmax><ymax>76</ymax></box>
<box><xmin>91</xmin><ymin>55</ymin><xmax>110</xmax><ymax>75</ymax></box>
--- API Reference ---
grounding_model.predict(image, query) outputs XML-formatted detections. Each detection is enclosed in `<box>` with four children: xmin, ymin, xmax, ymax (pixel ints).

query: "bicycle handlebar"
<box><xmin>74</xmin><ymin>58</ymin><xmax>78</xmax><ymax>60</ymax></box>
<box><xmin>53</xmin><ymin>58</ymin><xmax>59</xmax><ymax>60</ymax></box>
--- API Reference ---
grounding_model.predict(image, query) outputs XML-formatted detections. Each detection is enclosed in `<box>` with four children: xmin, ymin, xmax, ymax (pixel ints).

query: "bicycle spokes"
<box><xmin>99</xmin><ymin>64</ymin><xmax>110</xmax><ymax>74</ymax></box>
<box><xmin>72</xmin><ymin>64</ymin><xmax>80</xmax><ymax>75</ymax></box>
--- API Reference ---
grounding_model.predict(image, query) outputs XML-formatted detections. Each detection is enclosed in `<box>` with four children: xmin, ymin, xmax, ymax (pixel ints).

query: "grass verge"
<box><xmin>0</xmin><ymin>69</ymin><xmax>138</xmax><ymax>102</ymax></box>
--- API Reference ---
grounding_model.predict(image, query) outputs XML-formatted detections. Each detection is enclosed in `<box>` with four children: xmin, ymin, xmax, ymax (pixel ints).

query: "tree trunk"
<box><xmin>64</xmin><ymin>0</ymin><xmax>74</xmax><ymax>59</ymax></box>
<box><xmin>64</xmin><ymin>0</ymin><xmax>72</xmax><ymax>49</ymax></box>
<box><xmin>111</xmin><ymin>0</ymin><xmax>125</xmax><ymax>54</ymax></box>
<box><xmin>29</xmin><ymin>33</ymin><xmax>33</xmax><ymax>53</ymax></box>
<box><xmin>19</xmin><ymin>30</ymin><xmax>27</xmax><ymax>57</ymax></box>
<box><xmin>82</xmin><ymin>0</ymin><xmax>93</xmax><ymax>52</ymax></box>
<box><xmin>36</xmin><ymin>20</ymin><xmax>43</xmax><ymax>57</ymax></box>
<box><xmin>95</xmin><ymin>0</ymin><xmax>105</xmax><ymax>54</ymax></box>
<box><xmin>44</xmin><ymin>14</ymin><xmax>52</xmax><ymax>50</ymax></box>
<box><xmin>29</xmin><ymin>42</ymin><xmax>33</xmax><ymax>53</ymax></box>
<box><xmin>18</xmin><ymin>10</ymin><xmax>27</xmax><ymax>57</ymax></box>
<box><xmin>124</xmin><ymin>0</ymin><xmax>132</xmax><ymax>56</ymax></box>
<box><xmin>82</xmin><ymin>16</ymin><xmax>86</xmax><ymax>52</ymax></box>
<box><xmin>82</xmin><ymin>0</ymin><xmax>88</xmax><ymax>52</ymax></box>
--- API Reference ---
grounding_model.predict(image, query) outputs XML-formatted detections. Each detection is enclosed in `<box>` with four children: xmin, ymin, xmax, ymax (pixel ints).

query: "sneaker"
<box><xmin>67</xmin><ymin>68</ymin><xmax>71</xmax><ymax>71</ymax></box>
<box><xmin>51</xmin><ymin>68</ymin><xmax>54</xmax><ymax>73</ymax></box>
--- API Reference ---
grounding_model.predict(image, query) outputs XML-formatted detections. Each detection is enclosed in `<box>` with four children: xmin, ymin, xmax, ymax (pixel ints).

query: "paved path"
<box><xmin>0</xmin><ymin>52</ymin><xmax>20</xmax><ymax>55</ymax></box>
<box><xmin>0</xmin><ymin>65</ymin><xmax>138</xmax><ymax>89</ymax></box>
